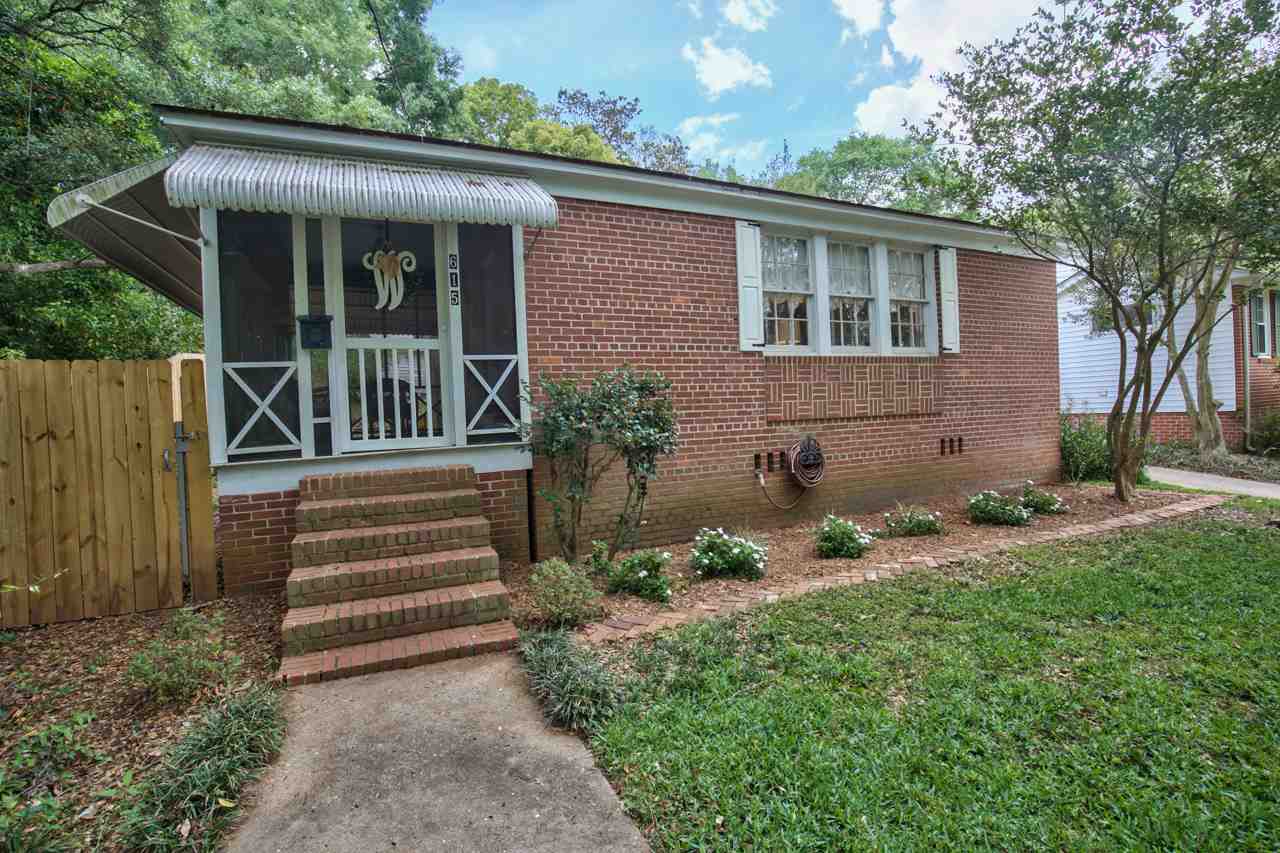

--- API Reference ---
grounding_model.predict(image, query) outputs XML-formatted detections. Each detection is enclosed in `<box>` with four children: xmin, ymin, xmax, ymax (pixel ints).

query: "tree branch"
<box><xmin>0</xmin><ymin>258</ymin><xmax>111</xmax><ymax>274</ymax></box>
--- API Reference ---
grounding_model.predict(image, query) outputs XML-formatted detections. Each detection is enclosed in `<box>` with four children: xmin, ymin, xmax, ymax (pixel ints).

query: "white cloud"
<box><xmin>676</xmin><ymin>113</ymin><xmax>742</xmax><ymax>159</ymax></box>
<box><xmin>854</xmin><ymin>74</ymin><xmax>942</xmax><ymax>135</ymax></box>
<box><xmin>460</xmin><ymin>36</ymin><xmax>499</xmax><ymax>75</ymax></box>
<box><xmin>681</xmin><ymin>37</ymin><xmax>773</xmax><ymax>99</ymax></box>
<box><xmin>722</xmin><ymin>0</ymin><xmax>778</xmax><ymax>32</ymax></box>
<box><xmin>685</xmin><ymin>0</ymin><xmax>703</xmax><ymax>19</ymax></box>
<box><xmin>833</xmin><ymin>0</ymin><xmax>884</xmax><ymax>38</ymax></box>
<box><xmin>880</xmin><ymin>43</ymin><xmax>895</xmax><ymax>68</ymax></box>
<box><xmin>720</xmin><ymin>139</ymin><xmax>769</xmax><ymax>163</ymax></box>
<box><xmin>854</xmin><ymin>0</ymin><xmax>1041</xmax><ymax>136</ymax></box>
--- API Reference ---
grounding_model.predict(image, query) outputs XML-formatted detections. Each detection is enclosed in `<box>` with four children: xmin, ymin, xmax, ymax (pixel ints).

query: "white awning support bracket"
<box><xmin>74</xmin><ymin>194</ymin><xmax>207</xmax><ymax>247</ymax></box>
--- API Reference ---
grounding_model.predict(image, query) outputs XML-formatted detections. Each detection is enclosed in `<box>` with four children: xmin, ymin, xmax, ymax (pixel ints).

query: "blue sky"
<box><xmin>431</xmin><ymin>0</ymin><xmax>1043</xmax><ymax>171</ymax></box>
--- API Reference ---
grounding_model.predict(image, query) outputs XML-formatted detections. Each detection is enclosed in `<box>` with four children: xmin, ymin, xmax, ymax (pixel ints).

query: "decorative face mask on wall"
<box><xmin>362</xmin><ymin>245</ymin><xmax>417</xmax><ymax>311</ymax></box>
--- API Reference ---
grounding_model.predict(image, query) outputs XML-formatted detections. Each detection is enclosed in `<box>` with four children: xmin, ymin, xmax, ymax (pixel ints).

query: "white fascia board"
<box><xmin>158</xmin><ymin>110</ymin><xmax>1026</xmax><ymax>257</ymax></box>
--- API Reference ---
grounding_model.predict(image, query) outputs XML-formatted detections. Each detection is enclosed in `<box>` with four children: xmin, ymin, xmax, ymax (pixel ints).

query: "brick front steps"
<box><xmin>580</xmin><ymin>494</ymin><xmax>1230</xmax><ymax>645</ymax></box>
<box><xmin>276</xmin><ymin>466</ymin><xmax>516</xmax><ymax>685</ymax></box>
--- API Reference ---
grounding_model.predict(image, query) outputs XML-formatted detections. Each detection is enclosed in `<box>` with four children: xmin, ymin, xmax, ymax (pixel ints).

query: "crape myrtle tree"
<box><xmin>921</xmin><ymin>0</ymin><xmax>1280</xmax><ymax>500</ymax></box>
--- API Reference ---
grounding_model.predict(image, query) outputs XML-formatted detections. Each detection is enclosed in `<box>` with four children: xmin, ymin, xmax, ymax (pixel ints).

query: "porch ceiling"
<box><xmin>164</xmin><ymin>144</ymin><xmax>560</xmax><ymax>228</ymax></box>
<box><xmin>46</xmin><ymin>156</ymin><xmax>205</xmax><ymax>314</ymax></box>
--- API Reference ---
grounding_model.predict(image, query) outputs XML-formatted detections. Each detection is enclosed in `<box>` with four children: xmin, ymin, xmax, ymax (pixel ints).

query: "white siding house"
<box><xmin>1058</xmin><ymin>285</ymin><xmax>1237</xmax><ymax>414</ymax></box>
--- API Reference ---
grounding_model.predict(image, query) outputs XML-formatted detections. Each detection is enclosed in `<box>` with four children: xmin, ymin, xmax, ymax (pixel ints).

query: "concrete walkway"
<box><xmin>226</xmin><ymin>654</ymin><xmax>648</xmax><ymax>853</ymax></box>
<box><xmin>1147</xmin><ymin>466</ymin><xmax>1280</xmax><ymax>499</ymax></box>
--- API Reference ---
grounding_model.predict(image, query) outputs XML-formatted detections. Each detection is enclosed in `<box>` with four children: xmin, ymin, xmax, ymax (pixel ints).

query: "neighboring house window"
<box><xmin>762</xmin><ymin>235</ymin><xmax>812</xmax><ymax>347</ymax></box>
<box><xmin>1252</xmin><ymin>292</ymin><xmax>1271</xmax><ymax>356</ymax></box>
<box><xmin>888</xmin><ymin>249</ymin><xmax>928</xmax><ymax>349</ymax></box>
<box><xmin>828</xmin><ymin>241</ymin><xmax>873</xmax><ymax>348</ymax></box>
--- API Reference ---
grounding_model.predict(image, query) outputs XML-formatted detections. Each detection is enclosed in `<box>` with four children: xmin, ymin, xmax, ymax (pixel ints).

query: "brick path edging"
<box><xmin>579</xmin><ymin>495</ymin><xmax>1230</xmax><ymax>645</ymax></box>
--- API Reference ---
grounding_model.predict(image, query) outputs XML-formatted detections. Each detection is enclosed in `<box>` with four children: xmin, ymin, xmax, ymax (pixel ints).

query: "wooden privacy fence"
<box><xmin>0</xmin><ymin>358</ymin><xmax>216</xmax><ymax>628</ymax></box>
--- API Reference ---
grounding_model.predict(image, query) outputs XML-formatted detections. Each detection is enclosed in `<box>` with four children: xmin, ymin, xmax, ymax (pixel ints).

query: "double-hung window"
<box><xmin>828</xmin><ymin>242</ymin><xmax>873</xmax><ymax>349</ymax></box>
<box><xmin>1252</xmin><ymin>292</ymin><xmax>1271</xmax><ymax>356</ymax></box>
<box><xmin>888</xmin><ymin>249</ymin><xmax>929</xmax><ymax>349</ymax></box>
<box><xmin>762</xmin><ymin>235</ymin><xmax>813</xmax><ymax>347</ymax></box>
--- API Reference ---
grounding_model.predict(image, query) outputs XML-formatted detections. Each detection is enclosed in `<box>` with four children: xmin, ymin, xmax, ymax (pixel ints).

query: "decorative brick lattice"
<box><xmin>765</xmin><ymin>358</ymin><xmax>938</xmax><ymax>423</ymax></box>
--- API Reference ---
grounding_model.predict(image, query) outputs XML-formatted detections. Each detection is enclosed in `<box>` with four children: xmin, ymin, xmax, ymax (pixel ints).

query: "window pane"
<box><xmin>890</xmin><ymin>300</ymin><xmax>926</xmax><ymax>349</ymax></box>
<box><xmin>762</xmin><ymin>236</ymin><xmax>811</xmax><ymax>293</ymax></box>
<box><xmin>888</xmin><ymin>249</ymin><xmax>927</xmax><ymax>300</ymax></box>
<box><xmin>831</xmin><ymin>296</ymin><xmax>871</xmax><ymax>348</ymax></box>
<box><xmin>765</xmin><ymin>293</ymin><xmax>809</xmax><ymax>346</ymax></box>
<box><xmin>342</xmin><ymin>219</ymin><xmax>437</xmax><ymax>339</ymax></box>
<box><xmin>828</xmin><ymin>242</ymin><xmax>871</xmax><ymax>296</ymax></box>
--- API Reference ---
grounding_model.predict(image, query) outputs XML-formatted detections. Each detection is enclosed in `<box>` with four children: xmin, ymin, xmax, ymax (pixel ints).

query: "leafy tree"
<box><xmin>548</xmin><ymin>88</ymin><xmax>691</xmax><ymax>172</ymax></box>
<box><xmin>772</xmin><ymin>133</ymin><xmax>971</xmax><ymax>216</ymax></box>
<box><xmin>523</xmin><ymin>367</ymin><xmax>678</xmax><ymax>560</ymax></box>
<box><xmin>506</xmin><ymin>119</ymin><xmax>619</xmax><ymax>163</ymax></box>
<box><xmin>921</xmin><ymin>0</ymin><xmax>1280</xmax><ymax>499</ymax></box>
<box><xmin>456</xmin><ymin>77</ymin><xmax>540</xmax><ymax>147</ymax></box>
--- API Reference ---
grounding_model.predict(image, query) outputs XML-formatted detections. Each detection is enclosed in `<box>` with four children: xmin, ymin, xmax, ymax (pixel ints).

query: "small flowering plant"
<box><xmin>690</xmin><ymin>528</ymin><xmax>768</xmax><ymax>580</ymax></box>
<box><xmin>607</xmin><ymin>550</ymin><xmax>673</xmax><ymax>602</ymax></box>
<box><xmin>878</xmin><ymin>504</ymin><xmax>945</xmax><ymax>538</ymax></box>
<box><xmin>586</xmin><ymin>539</ymin><xmax>613</xmax><ymax>576</ymax></box>
<box><xmin>815</xmin><ymin>515</ymin><xmax>875</xmax><ymax>559</ymax></box>
<box><xmin>1021</xmin><ymin>481</ymin><xmax>1068</xmax><ymax>515</ymax></box>
<box><xmin>967</xmin><ymin>490</ymin><xmax>1033</xmax><ymax>526</ymax></box>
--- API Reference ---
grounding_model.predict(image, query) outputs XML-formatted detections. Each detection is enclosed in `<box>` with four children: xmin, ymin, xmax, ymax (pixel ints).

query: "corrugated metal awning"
<box><xmin>164</xmin><ymin>144</ymin><xmax>559</xmax><ymax>227</ymax></box>
<box><xmin>46</xmin><ymin>156</ymin><xmax>205</xmax><ymax>313</ymax></box>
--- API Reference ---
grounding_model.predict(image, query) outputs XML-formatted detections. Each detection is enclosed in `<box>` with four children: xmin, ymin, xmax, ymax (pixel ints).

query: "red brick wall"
<box><xmin>521</xmin><ymin>197</ymin><xmax>1062</xmax><ymax>558</ymax></box>
<box><xmin>217</xmin><ymin>489</ymin><xmax>298</xmax><ymax>596</ymax></box>
<box><xmin>476</xmin><ymin>470</ymin><xmax>531</xmax><ymax>561</ymax></box>
<box><xmin>1233</xmin><ymin>287</ymin><xmax>1280</xmax><ymax>441</ymax></box>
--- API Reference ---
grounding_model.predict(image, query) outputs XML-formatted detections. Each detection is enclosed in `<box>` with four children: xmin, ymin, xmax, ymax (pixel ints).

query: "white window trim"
<box><xmin>1252</xmin><ymin>291</ymin><xmax>1271</xmax><ymax>357</ymax></box>
<box><xmin>761</xmin><ymin>231</ymin><xmax>818</xmax><ymax>354</ymax></box>
<box><xmin>826</xmin><ymin>238</ymin><xmax>877</xmax><ymax>355</ymax></box>
<box><xmin>755</xmin><ymin>229</ymin><xmax>940</xmax><ymax>358</ymax></box>
<box><xmin>885</xmin><ymin>244</ymin><xmax>937</xmax><ymax>355</ymax></box>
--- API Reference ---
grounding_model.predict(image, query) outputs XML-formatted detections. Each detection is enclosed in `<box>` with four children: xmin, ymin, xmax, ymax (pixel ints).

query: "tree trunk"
<box><xmin>1192</xmin><ymin>321</ymin><xmax>1227</xmax><ymax>459</ymax></box>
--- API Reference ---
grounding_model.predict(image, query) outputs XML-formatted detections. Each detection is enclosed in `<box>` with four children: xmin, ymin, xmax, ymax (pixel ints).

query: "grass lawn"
<box><xmin>593</xmin><ymin>517</ymin><xmax>1280</xmax><ymax>851</ymax></box>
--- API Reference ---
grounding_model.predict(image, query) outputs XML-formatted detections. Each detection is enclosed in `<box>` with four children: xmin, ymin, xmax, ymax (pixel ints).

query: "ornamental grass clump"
<box><xmin>815</xmin><ymin>515</ymin><xmax>875</xmax><ymax>559</ymax></box>
<box><xmin>1021</xmin><ymin>481</ymin><xmax>1068</xmax><ymax>514</ymax></box>
<box><xmin>879</xmin><ymin>504</ymin><xmax>945</xmax><ymax>537</ymax></box>
<box><xmin>529</xmin><ymin>558</ymin><xmax>602</xmax><ymax>628</ymax></box>
<box><xmin>606</xmin><ymin>551</ymin><xmax>673</xmax><ymax>602</ymax></box>
<box><xmin>690</xmin><ymin>528</ymin><xmax>767</xmax><ymax>580</ymax></box>
<box><xmin>967</xmin><ymin>490</ymin><xmax>1033</xmax><ymax>526</ymax></box>
<box><xmin>519</xmin><ymin>630</ymin><xmax>620</xmax><ymax>734</ymax></box>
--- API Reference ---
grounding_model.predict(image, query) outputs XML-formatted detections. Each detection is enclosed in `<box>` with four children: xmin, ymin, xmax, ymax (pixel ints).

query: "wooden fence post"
<box><xmin>181</xmin><ymin>359</ymin><xmax>218</xmax><ymax>603</ymax></box>
<box><xmin>0</xmin><ymin>363</ymin><xmax>30</xmax><ymax>628</ymax></box>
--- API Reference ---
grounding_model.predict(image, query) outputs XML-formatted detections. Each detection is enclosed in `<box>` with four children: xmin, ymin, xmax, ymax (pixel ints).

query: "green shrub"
<box><xmin>114</xmin><ymin>685</ymin><xmax>284</xmax><ymax>852</ymax></box>
<box><xmin>1021</xmin><ymin>481</ymin><xmax>1068</xmax><ymax>514</ymax></box>
<box><xmin>1</xmin><ymin>712</ymin><xmax>100</xmax><ymax>849</ymax></box>
<box><xmin>967</xmin><ymin>491</ymin><xmax>1033</xmax><ymax>526</ymax></box>
<box><xmin>1060</xmin><ymin>414</ymin><xmax>1112</xmax><ymax>482</ymax></box>
<box><xmin>585</xmin><ymin>540</ymin><xmax>613</xmax><ymax>576</ymax></box>
<box><xmin>815</xmin><ymin>515</ymin><xmax>875</xmax><ymax>559</ymax></box>
<box><xmin>878</xmin><ymin>504</ymin><xmax>944</xmax><ymax>537</ymax></box>
<box><xmin>606</xmin><ymin>551</ymin><xmax>672</xmax><ymax>602</ymax></box>
<box><xmin>529</xmin><ymin>559</ymin><xmax>602</xmax><ymax>627</ymax></box>
<box><xmin>127</xmin><ymin>609</ymin><xmax>240</xmax><ymax>704</ymax></box>
<box><xmin>1250</xmin><ymin>408</ymin><xmax>1280</xmax><ymax>456</ymax></box>
<box><xmin>519</xmin><ymin>630</ymin><xmax>621</xmax><ymax>733</ymax></box>
<box><xmin>690</xmin><ymin>528</ymin><xmax>767</xmax><ymax>580</ymax></box>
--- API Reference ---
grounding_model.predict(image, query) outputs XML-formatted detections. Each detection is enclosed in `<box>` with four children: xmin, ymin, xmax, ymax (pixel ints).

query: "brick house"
<box><xmin>49</xmin><ymin>106</ymin><xmax>1061</xmax><ymax>680</ymax></box>
<box><xmin>1059</xmin><ymin>274</ymin><xmax>1280</xmax><ymax>449</ymax></box>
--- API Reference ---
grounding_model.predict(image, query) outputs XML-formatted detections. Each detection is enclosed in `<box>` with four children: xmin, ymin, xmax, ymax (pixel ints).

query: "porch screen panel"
<box><xmin>341</xmin><ymin>219</ymin><xmax>445</xmax><ymax>445</ymax></box>
<box><xmin>459</xmin><ymin>224</ymin><xmax>520</xmax><ymax>443</ymax></box>
<box><xmin>217</xmin><ymin>210</ymin><xmax>301</xmax><ymax>458</ymax></box>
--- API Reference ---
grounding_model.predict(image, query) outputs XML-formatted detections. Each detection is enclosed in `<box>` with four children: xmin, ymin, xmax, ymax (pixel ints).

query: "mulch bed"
<box><xmin>503</xmin><ymin>483</ymin><xmax>1188</xmax><ymax>629</ymax></box>
<box><xmin>0</xmin><ymin>595</ymin><xmax>282</xmax><ymax>848</ymax></box>
<box><xmin>1146</xmin><ymin>442</ymin><xmax>1280</xmax><ymax>484</ymax></box>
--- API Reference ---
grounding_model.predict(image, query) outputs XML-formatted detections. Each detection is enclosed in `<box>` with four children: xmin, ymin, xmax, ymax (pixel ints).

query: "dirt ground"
<box><xmin>0</xmin><ymin>595</ymin><xmax>283</xmax><ymax>848</ymax></box>
<box><xmin>504</xmin><ymin>483</ymin><xmax>1188</xmax><ymax>628</ymax></box>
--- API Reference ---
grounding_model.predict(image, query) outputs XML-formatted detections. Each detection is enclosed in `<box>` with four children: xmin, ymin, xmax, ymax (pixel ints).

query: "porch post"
<box><xmin>446</xmin><ymin>223</ymin><xmax>468</xmax><ymax>445</ymax></box>
<box><xmin>292</xmin><ymin>216</ymin><xmax>315</xmax><ymax>458</ymax></box>
<box><xmin>199</xmin><ymin>207</ymin><xmax>228</xmax><ymax>465</ymax></box>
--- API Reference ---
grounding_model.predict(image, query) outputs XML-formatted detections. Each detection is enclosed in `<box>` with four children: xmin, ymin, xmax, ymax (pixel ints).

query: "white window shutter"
<box><xmin>736</xmin><ymin>221</ymin><xmax>764</xmax><ymax>351</ymax></box>
<box><xmin>938</xmin><ymin>247</ymin><xmax>960</xmax><ymax>353</ymax></box>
